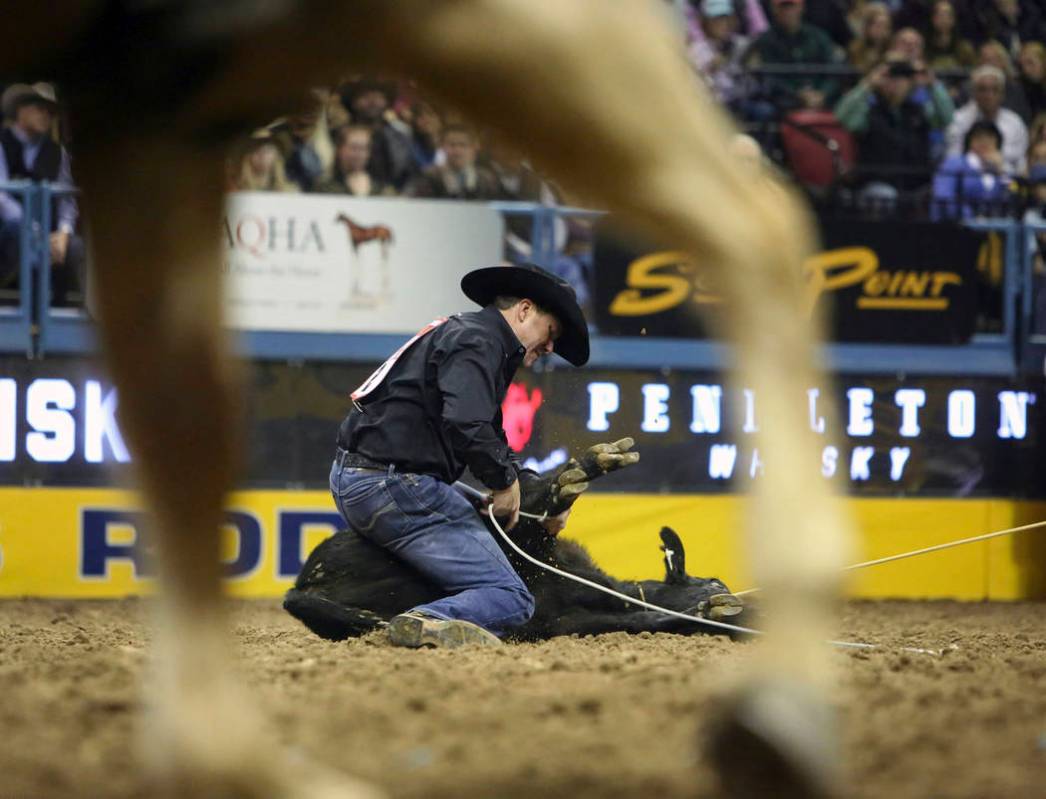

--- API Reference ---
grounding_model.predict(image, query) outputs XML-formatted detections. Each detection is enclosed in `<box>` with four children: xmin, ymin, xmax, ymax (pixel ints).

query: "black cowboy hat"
<box><xmin>461</xmin><ymin>263</ymin><xmax>590</xmax><ymax>366</ymax></box>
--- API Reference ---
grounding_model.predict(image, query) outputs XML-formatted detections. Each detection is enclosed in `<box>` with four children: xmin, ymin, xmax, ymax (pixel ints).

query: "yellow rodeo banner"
<box><xmin>0</xmin><ymin>487</ymin><xmax>1040</xmax><ymax>600</ymax></box>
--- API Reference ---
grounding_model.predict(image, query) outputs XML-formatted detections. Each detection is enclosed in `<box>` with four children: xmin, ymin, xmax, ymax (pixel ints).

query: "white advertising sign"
<box><xmin>222</xmin><ymin>193</ymin><xmax>505</xmax><ymax>333</ymax></box>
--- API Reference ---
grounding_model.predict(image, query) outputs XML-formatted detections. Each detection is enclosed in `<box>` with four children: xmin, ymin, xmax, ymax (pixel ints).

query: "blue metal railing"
<box><xmin>0</xmin><ymin>181</ymin><xmax>37</xmax><ymax>357</ymax></box>
<box><xmin>0</xmin><ymin>186</ymin><xmax>1039</xmax><ymax>376</ymax></box>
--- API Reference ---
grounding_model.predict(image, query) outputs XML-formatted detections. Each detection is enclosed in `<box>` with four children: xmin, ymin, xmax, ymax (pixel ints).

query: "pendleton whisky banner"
<box><xmin>3</xmin><ymin>357</ymin><xmax>1044</xmax><ymax>498</ymax></box>
<box><xmin>592</xmin><ymin>217</ymin><xmax>984</xmax><ymax>344</ymax></box>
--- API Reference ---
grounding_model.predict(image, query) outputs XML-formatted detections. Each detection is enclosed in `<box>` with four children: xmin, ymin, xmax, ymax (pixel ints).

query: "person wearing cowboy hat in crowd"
<box><xmin>338</xmin><ymin>76</ymin><xmax>418</xmax><ymax>192</ymax></box>
<box><xmin>330</xmin><ymin>263</ymin><xmax>588</xmax><ymax>648</ymax></box>
<box><xmin>0</xmin><ymin>82</ymin><xmax>86</xmax><ymax>305</ymax></box>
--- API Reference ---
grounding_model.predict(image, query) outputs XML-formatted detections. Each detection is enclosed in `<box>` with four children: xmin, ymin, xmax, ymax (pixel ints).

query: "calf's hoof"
<box><xmin>387</xmin><ymin>611</ymin><xmax>502</xmax><ymax>649</ymax></box>
<box><xmin>705</xmin><ymin>681</ymin><xmax>840</xmax><ymax>799</ymax></box>
<box><xmin>690</xmin><ymin>593</ymin><xmax>744</xmax><ymax>622</ymax></box>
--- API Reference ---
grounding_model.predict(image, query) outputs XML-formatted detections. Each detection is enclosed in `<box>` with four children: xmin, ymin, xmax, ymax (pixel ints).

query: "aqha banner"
<box><xmin>222</xmin><ymin>193</ymin><xmax>505</xmax><ymax>333</ymax></box>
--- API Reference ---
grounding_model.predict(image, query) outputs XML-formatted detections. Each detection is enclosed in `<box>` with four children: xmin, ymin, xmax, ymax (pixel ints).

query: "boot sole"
<box><xmin>387</xmin><ymin>615</ymin><xmax>502</xmax><ymax>649</ymax></box>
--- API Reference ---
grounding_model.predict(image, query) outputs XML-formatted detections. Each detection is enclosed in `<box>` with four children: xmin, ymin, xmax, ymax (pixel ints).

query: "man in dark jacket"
<box><xmin>0</xmin><ymin>82</ymin><xmax>86</xmax><ymax>303</ymax></box>
<box><xmin>747</xmin><ymin>0</ymin><xmax>842</xmax><ymax>114</ymax></box>
<box><xmin>331</xmin><ymin>263</ymin><xmax>589</xmax><ymax>648</ymax></box>
<box><xmin>406</xmin><ymin>124</ymin><xmax>501</xmax><ymax>200</ymax></box>
<box><xmin>339</xmin><ymin>76</ymin><xmax>419</xmax><ymax>191</ymax></box>
<box><xmin>834</xmin><ymin>52</ymin><xmax>954</xmax><ymax>206</ymax></box>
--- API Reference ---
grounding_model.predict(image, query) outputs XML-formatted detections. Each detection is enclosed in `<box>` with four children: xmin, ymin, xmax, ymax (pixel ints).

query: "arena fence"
<box><xmin>0</xmin><ymin>184</ymin><xmax>1042</xmax><ymax>378</ymax></box>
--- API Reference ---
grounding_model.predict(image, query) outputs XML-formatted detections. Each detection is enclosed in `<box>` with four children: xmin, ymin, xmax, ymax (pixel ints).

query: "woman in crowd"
<box><xmin>226</xmin><ymin>130</ymin><xmax>297</xmax><ymax>193</ymax></box>
<box><xmin>924</xmin><ymin>0</ymin><xmax>976</xmax><ymax>70</ymax></box>
<box><xmin>847</xmin><ymin>2</ymin><xmax>893</xmax><ymax>73</ymax></box>
<box><xmin>1027</xmin><ymin>136</ymin><xmax>1046</xmax><ymax>171</ymax></box>
<box><xmin>1017</xmin><ymin>42</ymin><xmax>1046</xmax><ymax>123</ymax></box>
<box><xmin>932</xmin><ymin>119</ymin><xmax>1017</xmax><ymax>219</ymax></box>
<box><xmin>313</xmin><ymin>125</ymin><xmax>393</xmax><ymax>197</ymax></box>
<box><xmin>409</xmin><ymin>101</ymin><xmax>443</xmax><ymax>170</ymax></box>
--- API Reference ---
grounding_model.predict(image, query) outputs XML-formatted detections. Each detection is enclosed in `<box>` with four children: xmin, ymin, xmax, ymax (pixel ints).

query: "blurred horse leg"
<box><xmin>73</xmin><ymin>135</ymin><xmax>376</xmax><ymax>798</ymax></box>
<box><xmin>333</xmin><ymin>1</ymin><xmax>853</xmax><ymax>794</ymax></box>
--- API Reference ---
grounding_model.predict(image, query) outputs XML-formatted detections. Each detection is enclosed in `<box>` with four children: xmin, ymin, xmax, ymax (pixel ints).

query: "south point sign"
<box><xmin>585</xmin><ymin>381</ymin><xmax>1036</xmax><ymax>484</ymax></box>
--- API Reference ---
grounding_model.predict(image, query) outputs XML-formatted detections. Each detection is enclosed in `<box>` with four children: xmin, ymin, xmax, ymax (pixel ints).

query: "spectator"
<box><xmin>324</xmin><ymin>89</ymin><xmax>351</xmax><ymax>131</ymax></box>
<box><xmin>895</xmin><ymin>0</ymin><xmax>980</xmax><ymax>42</ymax></box>
<box><xmin>406</xmin><ymin>124</ymin><xmax>500</xmax><ymax>200</ymax></box>
<box><xmin>924</xmin><ymin>0</ymin><xmax>977</xmax><ymax>70</ymax></box>
<box><xmin>835</xmin><ymin>52</ymin><xmax>954</xmax><ymax>205</ymax></box>
<box><xmin>1022</xmin><ymin>164</ymin><xmax>1046</xmax><ymax>331</ymax></box>
<box><xmin>978</xmin><ymin>39</ymin><xmax>1033</xmax><ymax>121</ymax></box>
<box><xmin>689</xmin><ymin>0</ymin><xmax>754</xmax><ymax>111</ymax></box>
<box><xmin>226</xmin><ymin>130</ymin><xmax>297</xmax><ymax>192</ymax></box>
<box><xmin>847</xmin><ymin>2</ymin><xmax>893</xmax><ymax>73</ymax></box>
<box><xmin>946</xmin><ymin>65</ymin><xmax>1030</xmax><ymax>173</ymax></box>
<box><xmin>313</xmin><ymin>126</ymin><xmax>393</xmax><ymax>197</ymax></box>
<box><xmin>0</xmin><ymin>82</ymin><xmax>86</xmax><ymax>305</ymax></box>
<box><xmin>1029</xmin><ymin>112</ymin><xmax>1046</xmax><ymax>147</ymax></box>
<box><xmin>891</xmin><ymin>27</ymin><xmax>926</xmax><ymax>63</ymax></box>
<box><xmin>933</xmin><ymin>119</ymin><xmax>1017</xmax><ymax>219</ymax></box>
<box><xmin>974</xmin><ymin>0</ymin><xmax>1046</xmax><ymax>60</ymax></box>
<box><xmin>802</xmin><ymin>0</ymin><xmax>853</xmax><ymax>48</ymax></box>
<box><xmin>685</xmin><ymin>0</ymin><xmax>767</xmax><ymax>58</ymax></box>
<box><xmin>339</xmin><ymin>77</ymin><xmax>418</xmax><ymax>191</ymax></box>
<box><xmin>409</xmin><ymin>101</ymin><xmax>443</xmax><ymax>170</ymax></box>
<box><xmin>746</xmin><ymin>0</ymin><xmax>841</xmax><ymax>114</ymax></box>
<box><xmin>274</xmin><ymin>108</ymin><xmax>331</xmax><ymax>191</ymax></box>
<box><xmin>1017</xmin><ymin>42</ymin><xmax>1046</xmax><ymax>122</ymax></box>
<box><xmin>1027</xmin><ymin>138</ymin><xmax>1046</xmax><ymax>170</ymax></box>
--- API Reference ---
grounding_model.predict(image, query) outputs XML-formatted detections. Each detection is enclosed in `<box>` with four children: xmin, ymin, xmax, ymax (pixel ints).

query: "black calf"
<box><xmin>285</xmin><ymin>522</ymin><xmax>740</xmax><ymax>641</ymax></box>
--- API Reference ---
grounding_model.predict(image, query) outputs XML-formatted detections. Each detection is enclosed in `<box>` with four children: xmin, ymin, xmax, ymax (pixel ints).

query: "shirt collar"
<box><xmin>479</xmin><ymin>304</ymin><xmax>527</xmax><ymax>361</ymax></box>
<box><xmin>11</xmin><ymin>126</ymin><xmax>41</xmax><ymax>148</ymax></box>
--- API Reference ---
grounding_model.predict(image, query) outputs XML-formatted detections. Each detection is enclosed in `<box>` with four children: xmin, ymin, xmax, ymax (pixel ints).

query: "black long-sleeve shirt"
<box><xmin>337</xmin><ymin>305</ymin><xmax>526</xmax><ymax>490</ymax></box>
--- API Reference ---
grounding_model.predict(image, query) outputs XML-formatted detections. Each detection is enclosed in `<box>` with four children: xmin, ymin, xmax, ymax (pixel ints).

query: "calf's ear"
<box><xmin>659</xmin><ymin>526</ymin><xmax>687</xmax><ymax>584</ymax></box>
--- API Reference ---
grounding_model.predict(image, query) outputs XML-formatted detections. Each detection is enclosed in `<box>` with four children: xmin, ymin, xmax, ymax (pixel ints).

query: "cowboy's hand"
<box><xmin>489</xmin><ymin>479</ymin><xmax>520</xmax><ymax>531</ymax></box>
<box><xmin>545</xmin><ymin>438</ymin><xmax>640</xmax><ymax>515</ymax></box>
<box><xmin>49</xmin><ymin>230</ymin><xmax>69</xmax><ymax>265</ymax></box>
<box><xmin>576</xmin><ymin>437</ymin><xmax>641</xmax><ymax>479</ymax></box>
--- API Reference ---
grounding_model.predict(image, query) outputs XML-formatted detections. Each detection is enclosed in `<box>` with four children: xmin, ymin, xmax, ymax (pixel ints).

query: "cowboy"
<box><xmin>330</xmin><ymin>263</ymin><xmax>588</xmax><ymax>648</ymax></box>
<box><xmin>0</xmin><ymin>82</ymin><xmax>85</xmax><ymax>304</ymax></box>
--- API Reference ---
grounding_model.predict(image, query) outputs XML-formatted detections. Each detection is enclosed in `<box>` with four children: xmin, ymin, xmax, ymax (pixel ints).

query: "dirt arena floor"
<box><xmin>0</xmin><ymin>599</ymin><xmax>1042</xmax><ymax>799</ymax></box>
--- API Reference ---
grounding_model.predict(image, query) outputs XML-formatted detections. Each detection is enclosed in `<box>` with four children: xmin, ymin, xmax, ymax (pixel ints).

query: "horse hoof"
<box><xmin>705</xmin><ymin>681</ymin><xmax>840</xmax><ymax>799</ymax></box>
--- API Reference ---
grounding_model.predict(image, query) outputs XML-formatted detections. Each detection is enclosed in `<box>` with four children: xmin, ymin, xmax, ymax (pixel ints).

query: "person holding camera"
<box><xmin>834</xmin><ymin>51</ymin><xmax>954</xmax><ymax>211</ymax></box>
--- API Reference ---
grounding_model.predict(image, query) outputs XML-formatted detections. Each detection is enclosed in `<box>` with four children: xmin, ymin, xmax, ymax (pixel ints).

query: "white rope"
<box><xmin>734</xmin><ymin>519</ymin><xmax>1046</xmax><ymax>598</ymax></box>
<box><xmin>484</xmin><ymin>503</ymin><xmax>765</xmax><ymax>637</ymax></box>
<box><xmin>481</xmin><ymin>503</ymin><xmax>933</xmax><ymax>653</ymax></box>
<box><xmin>453</xmin><ymin>482</ymin><xmax>937</xmax><ymax>653</ymax></box>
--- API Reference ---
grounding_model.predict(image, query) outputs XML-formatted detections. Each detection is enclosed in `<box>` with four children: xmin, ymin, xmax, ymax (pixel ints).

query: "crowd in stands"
<box><xmin>3</xmin><ymin>0</ymin><xmax>1046</xmax><ymax>309</ymax></box>
<box><xmin>223</xmin><ymin>78</ymin><xmax>561</xmax><ymax>206</ymax></box>
<box><xmin>212</xmin><ymin>0</ymin><xmax>1046</xmax><ymax>223</ymax></box>
<box><xmin>687</xmin><ymin>0</ymin><xmax>1046</xmax><ymax>218</ymax></box>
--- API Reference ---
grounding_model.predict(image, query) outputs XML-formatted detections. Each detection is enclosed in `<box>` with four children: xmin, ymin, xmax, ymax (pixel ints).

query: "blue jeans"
<box><xmin>329</xmin><ymin>460</ymin><xmax>535</xmax><ymax>636</ymax></box>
